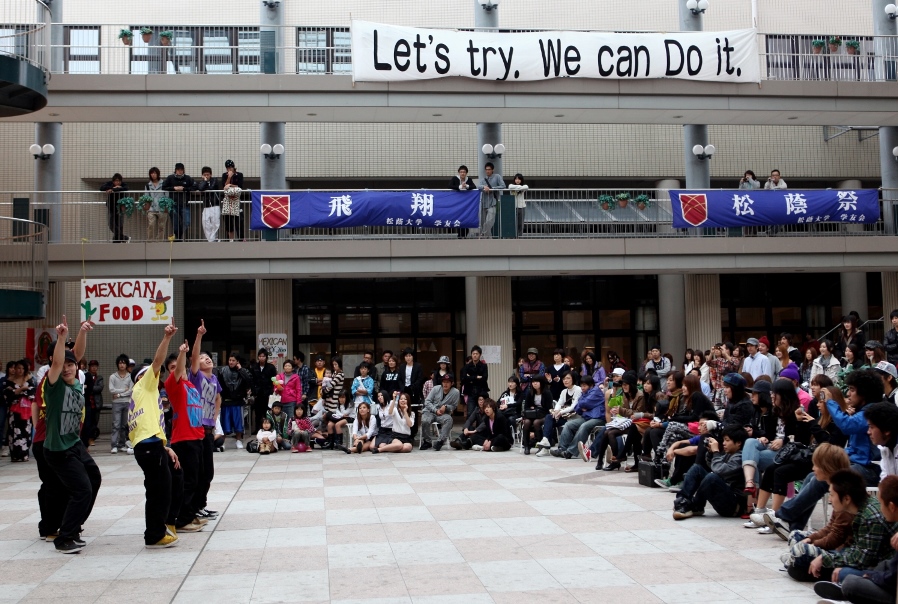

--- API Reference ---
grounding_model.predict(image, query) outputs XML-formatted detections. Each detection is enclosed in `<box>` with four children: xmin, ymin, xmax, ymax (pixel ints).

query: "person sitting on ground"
<box><xmin>813</xmin><ymin>475</ymin><xmax>898</xmax><ymax>604</ymax></box>
<box><xmin>589</xmin><ymin>370</ymin><xmax>648</xmax><ymax>470</ymax></box>
<box><xmin>655</xmin><ymin>412</ymin><xmax>720</xmax><ymax>491</ymax></box>
<box><xmin>474</xmin><ymin>398</ymin><xmax>511</xmax><ymax>452</ymax></box>
<box><xmin>552</xmin><ymin>376</ymin><xmax>605</xmax><ymax>459</ymax></box>
<box><xmin>763</xmin><ymin>369</ymin><xmax>887</xmax><ymax>539</ymax></box>
<box><xmin>781</xmin><ymin>445</ymin><xmax>859</xmax><ymax>572</ymax></box>
<box><xmin>288</xmin><ymin>404</ymin><xmax>315</xmax><ymax>452</ymax></box>
<box><xmin>256</xmin><ymin>418</ymin><xmax>278</xmax><ymax>454</ymax></box>
<box><xmin>521</xmin><ymin>376</ymin><xmax>554</xmax><ymax>455</ymax></box>
<box><xmin>535</xmin><ymin>372</ymin><xmax>578</xmax><ymax>455</ymax></box>
<box><xmin>451</xmin><ymin>395</ymin><xmax>486</xmax><ymax>450</ymax></box>
<box><xmin>349</xmin><ymin>401</ymin><xmax>376</xmax><ymax>454</ymax></box>
<box><xmin>375</xmin><ymin>392</ymin><xmax>414</xmax><ymax>453</ymax></box>
<box><xmin>672</xmin><ymin>425</ymin><xmax>748</xmax><ymax>520</ymax></box>
<box><xmin>653</xmin><ymin>373</ymin><xmax>714</xmax><ymax>462</ymax></box>
<box><xmin>372</xmin><ymin>390</ymin><xmax>394</xmax><ymax>453</ymax></box>
<box><xmin>787</xmin><ymin>469</ymin><xmax>896</xmax><ymax>584</ymax></box>
<box><xmin>265</xmin><ymin>402</ymin><xmax>290</xmax><ymax>450</ymax></box>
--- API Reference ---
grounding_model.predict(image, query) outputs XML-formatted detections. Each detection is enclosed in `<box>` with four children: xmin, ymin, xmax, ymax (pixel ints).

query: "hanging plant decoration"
<box><xmin>828</xmin><ymin>36</ymin><xmax>842</xmax><ymax>53</ymax></box>
<box><xmin>140</xmin><ymin>27</ymin><xmax>154</xmax><ymax>43</ymax></box>
<box><xmin>157</xmin><ymin>197</ymin><xmax>176</xmax><ymax>213</ymax></box>
<box><xmin>635</xmin><ymin>194</ymin><xmax>652</xmax><ymax>210</ymax></box>
<box><xmin>117</xmin><ymin>197</ymin><xmax>137</xmax><ymax>217</ymax></box>
<box><xmin>598</xmin><ymin>194</ymin><xmax>614</xmax><ymax>211</ymax></box>
<box><xmin>138</xmin><ymin>194</ymin><xmax>155</xmax><ymax>212</ymax></box>
<box><xmin>616</xmin><ymin>192</ymin><xmax>631</xmax><ymax>208</ymax></box>
<box><xmin>845</xmin><ymin>40</ymin><xmax>860</xmax><ymax>55</ymax></box>
<box><xmin>119</xmin><ymin>29</ymin><xmax>133</xmax><ymax>46</ymax></box>
<box><xmin>811</xmin><ymin>39</ymin><xmax>825</xmax><ymax>54</ymax></box>
<box><xmin>160</xmin><ymin>31</ymin><xmax>174</xmax><ymax>46</ymax></box>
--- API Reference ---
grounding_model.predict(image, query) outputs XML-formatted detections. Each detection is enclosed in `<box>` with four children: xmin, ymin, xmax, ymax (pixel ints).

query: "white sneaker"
<box><xmin>472</xmin><ymin>445</ymin><xmax>484</xmax><ymax>451</ymax></box>
<box><xmin>126</xmin><ymin>448</ymin><xmax>134</xmax><ymax>455</ymax></box>
<box><xmin>110</xmin><ymin>447</ymin><xmax>118</xmax><ymax>454</ymax></box>
<box><xmin>535</xmin><ymin>448</ymin><xmax>548</xmax><ymax>457</ymax></box>
<box><xmin>756</xmin><ymin>526</ymin><xmax>774</xmax><ymax>534</ymax></box>
<box><xmin>235</xmin><ymin>440</ymin><xmax>243</xmax><ymax>450</ymax></box>
<box><xmin>536</xmin><ymin>437</ymin><xmax>550</xmax><ymax>448</ymax></box>
<box><xmin>749</xmin><ymin>507</ymin><xmax>770</xmax><ymax>527</ymax></box>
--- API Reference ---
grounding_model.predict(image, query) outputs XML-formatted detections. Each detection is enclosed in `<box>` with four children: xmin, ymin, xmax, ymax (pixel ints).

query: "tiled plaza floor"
<box><xmin>0</xmin><ymin>441</ymin><xmax>821</xmax><ymax>604</ymax></box>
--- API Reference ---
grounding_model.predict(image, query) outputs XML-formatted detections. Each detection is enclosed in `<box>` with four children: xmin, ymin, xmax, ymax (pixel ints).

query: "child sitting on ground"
<box><xmin>265</xmin><ymin>401</ymin><xmax>290</xmax><ymax>450</ymax></box>
<box><xmin>288</xmin><ymin>404</ymin><xmax>315</xmax><ymax>452</ymax></box>
<box><xmin>814</xmin><ymin>474</ymin><xmax>898</xmax><ymax>603</ymax></box>
<box><xmin>257</xmin><ymin>417</ymin><xmax>278</xmax><ymax>454</ymax></box>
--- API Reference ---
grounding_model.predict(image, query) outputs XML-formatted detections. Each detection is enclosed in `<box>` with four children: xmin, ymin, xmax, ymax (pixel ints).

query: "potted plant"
<box><xmin>138</xmin><ymin>194</ymin><xmax>155</xmax><ymax>213</ymax></box>
<box><xmin>846</xmin><ymin>40</ymin><xmax>860</xmax><ymax>55</ymax></box>
<box><xmin>119</xmin><ymin>29</ymin><xmax>133</xmax><ymax>46</ymax></box>
<box><xmin>634</xmin><ymin>194</ymin><xmax>651</xmax><ymax>210</ymax></box>
<box><xmin>160</xmin><ymin>31</ymin><xmax>174</xmax><ymax>46</ymax></box>
<box><xmin>140</xmin><ymin>27</ymin><xmax>154</xmax><ymax>44</ymax></box>
<box><xmin>117</xmin><ymin>197</ymin><xmax>137</xmax><ymax>217</ymax></box>
<box><xmin>828</xmin><ymin>36</ymin><xmax>842</xmax><ymax>53</ymax></box>
<box><xmin>811</xmin><ymin>40</ymin><xmax>825</xmax><ymax>55</ymax></box>
<box><xmin>616</xmin><ymin>192</ymin><xmax>630</xmax><ymax>208</ymax></box>
<box><xmin>598</xmin><ymin>194</ymin><xmax>613</xmax><ymax>211</ymax></box>
<box><xmin>157</xmin><ymin>197</ymin><xmax>175</xmax><ymax>213</ymax></box>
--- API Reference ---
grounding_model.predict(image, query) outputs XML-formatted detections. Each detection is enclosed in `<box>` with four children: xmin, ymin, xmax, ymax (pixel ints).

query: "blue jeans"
<box><xmin>171</xmin><ymin>204</ymin><xmax>191</xmax><ymax>240</ymax></box>
<box><xmin>559</xmin><ymin>417</ymin><xmax>603</xmax><ymax>455</ymax></box>
<box><xmin>679</xmin><ymin>464</ymin><xmax>743</xmax><ymax>517</ymax></box>
<box><xmin>742</xmin><ymin>438</ymin><xmax>777</xmax><ymax>482</ymax></box>
<box><xmin>542</xmin><ymin>414</ymin><xmax>566</xmax><ymax>443</ymax></box>
<box><xmin>778</xmin><ymin>463</ymin><xmax>881</xmax><ymax>531</ymax></box>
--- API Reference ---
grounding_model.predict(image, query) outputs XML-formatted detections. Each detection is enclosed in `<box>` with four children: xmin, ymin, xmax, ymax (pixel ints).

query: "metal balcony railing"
<box><xmin>20</xmin><ymin>24</ymin><xmax>898</xmax><ymax>82</ymax></box>
<box><xmin>0</xmin><ymin>189</ymin><xmax>890</xmax><ymax>244</ymax></box>
<box><xmin>0</xmin><ymin>217</ymin><xmax>49</xmax><ymax>321</ymax></box>
<box><xmin>0</xmin><ymin>0</ymin><xmax>50</xmax><ymax>73</ymax></box>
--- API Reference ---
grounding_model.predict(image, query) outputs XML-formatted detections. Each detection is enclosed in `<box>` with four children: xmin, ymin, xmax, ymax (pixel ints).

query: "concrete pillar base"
<box><xmin>685</xmin><ymin>274</ymin><xmax>722</xmax><ymax>353</ymax></box>
<box><xmin>840</xmin><ymin>273</ymin><xmax>869</xmax><ymax>322</ymax></box>
<box><xmin>464</xmin><ymin>276</ymin><xmax>513</xmax><ymax>396</ymax></box>
<box><xmin>256</xmin><ymin>279</ymin><xmax>293</xmax><ymax>367</ymax></box>
<box><xmin>658</xmin><ymin>274</ymin><xmax>686</xmax><ymax>361</ymax></box>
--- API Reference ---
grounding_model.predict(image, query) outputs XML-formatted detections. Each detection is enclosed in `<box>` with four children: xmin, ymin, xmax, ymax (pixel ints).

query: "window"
<box><xmin>64</xmin><ymin>27</ymin><xmax>100</xmax><ymax>74</ymax></box>
<box><xmin>127</xmin><ymin>26</ymin><xmax>260</xmax><ymax>75</ymax></box>
<box><xmin>296</xmin><ymin>27</ymin><xmax>350</xmax><ymax>74</ymax></box>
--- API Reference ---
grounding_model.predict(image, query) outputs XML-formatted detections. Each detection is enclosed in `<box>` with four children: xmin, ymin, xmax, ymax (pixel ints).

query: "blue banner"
<box><xmin>669</xmin><ymin>189</ymin><xmax>880</xmax><ymax>229</ymax></box>
<box><xmin>250</xmin><ymin>190</ymin><xmax>481</xmax><ymax>230</ymax></box>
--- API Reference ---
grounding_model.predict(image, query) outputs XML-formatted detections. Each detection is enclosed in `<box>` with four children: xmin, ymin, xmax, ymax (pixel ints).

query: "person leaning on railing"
<box><xmin>99</xmin><ymin>173</ymin><xmax>130</xmax><ymax>242</ymax></box>
<box><xmin>144</xmin><ymin>167</ymin><xmax>168</xmax><ymax>241</ymax></box>
<box><xmin>508</xmin><ymin>173</ymin><xmax>528</xmax><ymax>236</ymax></box>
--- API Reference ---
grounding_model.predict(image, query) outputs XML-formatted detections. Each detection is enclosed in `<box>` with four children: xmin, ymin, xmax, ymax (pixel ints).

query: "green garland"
<box><xmin>117</xmin><ymin>196</ymin><xmax>137</xmax><ymax>217</ymax></box>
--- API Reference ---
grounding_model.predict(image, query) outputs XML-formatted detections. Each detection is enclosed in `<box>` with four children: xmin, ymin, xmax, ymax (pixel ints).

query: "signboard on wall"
<box><xmin>258</xmin><ymin>333</ymin><xmax>289</xmax><ymax>364</ymax></box>
<box><xmin>351</xmin><ymin>20</ymin><xmax>760</xmax><ymax>83</ymax></box>
<box><xmin>481</xmin><ymin>346</ymin><xmax>501</xmax><ymax>365</ymax></box>
<box><xmin>80</xmin><ymin>278</ymin><xmax>174</xmax><ymax>325</ymax></box>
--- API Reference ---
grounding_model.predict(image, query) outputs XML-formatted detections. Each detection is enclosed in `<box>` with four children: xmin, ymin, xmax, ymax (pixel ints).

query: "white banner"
<box><xmin>80</xmin><ymin>278</ymin><xmax>173</xmax><ymax>325</ymax></box>
<box><xmin>351</xmin><ymin>21</ymin><xmax>759</xmax><ymax>83</ymax></box>
<box><xmin>258</xmin><ymin>333</ymin><xmax>289</xmax><ymax>363</ymax></box>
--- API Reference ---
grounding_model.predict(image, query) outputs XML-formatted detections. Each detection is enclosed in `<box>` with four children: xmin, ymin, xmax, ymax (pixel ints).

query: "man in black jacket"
<box><xmin>216</xmin><ymin>353</ymin><xmax>253</xmax><ymax>448</ymax></box>
<box><xmin>461</xmin><ymin>345</ymin><xmax>489</xmax><ymax>419</ymax></box>
<box><xmin>196</xmin><ymin>166</ymin><xmax>221</xmax><ymax>243</ymax></box>
<box><xmin>162</xmin><ymin>163</ymin><xmax>196</xmax><ymax>241</ymax></box>
<box><xmin>450</xmin><ymin>165</ymin><xmax>476</xmax><ymax>238</ymax></box>
<box><xmin>99</xmin><ymin>174</ymin><xmax>129</xmax><ymax>242</ymax></box>
<box><xmin>249</xmin><ymin>348</ymin><xmax>277</xmax><ymax>432</ymax></box>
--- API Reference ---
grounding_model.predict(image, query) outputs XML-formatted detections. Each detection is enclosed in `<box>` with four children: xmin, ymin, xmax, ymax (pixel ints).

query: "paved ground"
<box><xmin>0</xmin><ymin>440</ymin><xmax>822</xmax><ymax>604</ymax></box>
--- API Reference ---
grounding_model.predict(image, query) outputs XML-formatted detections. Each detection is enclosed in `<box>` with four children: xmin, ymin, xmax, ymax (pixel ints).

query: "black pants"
<box><xmin>106</xmin><ymin>200</ymin><xmax>125</xmax><ymax>241</ymax></box>
<box><xmin>670</xmin><ymin>449</ymin><xmax>697</xmax><ymax>485</ymax></box>
<box><xmin>134</xmin><ymin>440</ymin><xmax>172</xmax><ymax>545</ymax></box>
<box><xmin>642</xmin><ymin>427</ymin><xmax>665</xmax><ymax>458</ymax></box>
<box><xmin>167</xmin><ymin>454</ymin><xmax>185</xmax><ymax>527</ymax></box>
<box><xmin>194</xmin><ymin>430</ymin><xmax>215</xmax><ymax>512</ymax></box>
<box><xmin>170</xmin><ymin>439</ymin><xmax>203</xmax><ymax>527</ymax></box>
<box><xmin>80</xmin><ymin>405</ymin><xmax>98</xmax><ymax>448</ymax></box>
<box><xmin>32</xmin><ymin>440</ymin><xmax>69</xmax><ymax>538</ymax></box>
<box><xmin>489</xmin><ymin>433</ymin><xmax>511</xmax><ymax>451</ymax></box>
<box><xmin>254</xmin><ymin>397</ymin><xmax>270</xmax><ymax>432</ymax></box>
<box><xmin>44</xmin><ymin>441</ymin><xmax>102</xmax><ymax>540</ymax></box>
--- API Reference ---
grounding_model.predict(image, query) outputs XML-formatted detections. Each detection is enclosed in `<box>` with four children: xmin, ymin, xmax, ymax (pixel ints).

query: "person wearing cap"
<box><xmin>721</xmin><ymin>373</ymin><xmax>754</xmax><ymax>428</ymax></box>
<box><xmin>109</xmin><ymin>353</ymin><xmax>134</xmax><ymax>454</ymax></box>
<box><xmin>420</xmin><ymin>373</ymin><xmax>460</xmax><ymax>451</ymax></box>
<box><xmin>188</xmin><ymin>320</ymin><xmax>221</xmax><ymax>520</ymax></box>
<box><xmin>312</xmin><ymin>354</ymin><xmax>328</xmax><ymax>400</ymax></box>
<box><xmin>743</xmin><ymin>338</ymin><xmax>772</xmax><ymax>381</ymax></box>
<box><xmin>519</xmin><ymin>347</ymin><xmax>545</xmax><ymax>392</ymax></box>
<box><xmin>221</xmin><ymin>159</ymin><xmax>244</xmax><ymax>241</ymax></box>
<box><xmin>129</xmin><ymin>320</ymin><xmax>181</xmax><ymax>549</ymax></box>
<box><xmin>864</xmin><ymin>340</ymin><xmax>887</xmax><ymax>370</ymax></box>
<box><xmin>740</xmin><ymin>379</ymin><xmax>777</xmax><ymax>520</ymax></box>
<box><xmin>162</xmin><ymin>162</ymin><xmax>196</xmax><ymax>241</ymax></box>
<box><xmin>461</xmin><ymin>346</ymin><xmax>489</xmax><ymax>419</ymax></box>
<box><xmin>644</xmin><ymin>346</ymin><xmax>671</xmax><ymax>380</ymax></box>
<box><xmin>99</xmin><ymin>173</ymin><xmax>130</xmax><ymax>242</ymax></box>
<box><xmin>873</xmin><ymin>361</ymin><xmax>898</xmax><ymax>405</ymax></box>
<box><xmin>434</xmin><ymin>355</ymin><xmax>452</xmax><ymax>384</ymax></box>
<box><xmin>43</xmin><ymin>315</ymin><xmax>101</xmax><ymax>554</ymax></box>
<box><xmin>757</xmin><ymin>337</ymin><xmax>781</xmax><ymax>378</ymax></box>
<box><xmin>196</xmin><ymin>166</ymin><xmax>221</xmax><ymax>242</ymax></box>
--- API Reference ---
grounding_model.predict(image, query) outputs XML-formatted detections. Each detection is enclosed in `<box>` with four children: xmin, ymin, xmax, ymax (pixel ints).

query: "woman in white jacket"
<box><xmin>350</xmin><ymin>402</ymin><xmax>377</xmax><ymax>454</ymax></box>
<box><xmin>535</xmin><ymin>371</ymin><xmax>580</xmax><ymax>455</ymax></box>
<box><xmin>810</xmin><ymin>338</ymin><xmax>841</xmax><ymax>383</ymax></box>
<box><xmin>508</xmin><ymin>173</ymin><xmax>528</xmax><ymax>237</ymax></box>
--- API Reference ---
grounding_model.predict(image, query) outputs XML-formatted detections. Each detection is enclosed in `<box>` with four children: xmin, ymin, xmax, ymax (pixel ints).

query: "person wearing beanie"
<box><xmin>779</xmin><ymin>363</ymin><xmax>813</xmax><ymax>410</ymax></box>
<box><xmin>758</xmin><ymin>336</ymin><xmax>782</xmax><ymax>377</ymax></box>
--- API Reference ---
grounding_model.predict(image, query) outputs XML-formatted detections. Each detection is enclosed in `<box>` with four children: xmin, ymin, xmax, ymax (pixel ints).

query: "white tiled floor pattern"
<box><xmin>0</xmin><ymin>445</ymin><xmax>820</xmax><ymax>604</ymax></box>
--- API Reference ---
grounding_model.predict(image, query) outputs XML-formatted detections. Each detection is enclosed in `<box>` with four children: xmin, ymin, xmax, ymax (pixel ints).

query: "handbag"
<box><xmin>221</xmin><ymin>186</ymin><xmax>242</xmax><ymax>216</ymax></box>
<box><xmin>268</xmin><ymin>393</ymin><xmax>281</xmax><ymax>408</ymax></box>
<box><xmin>523</xmin><ymin>407</ymin><xmax>542</xmax><ymax>420</ymax></box>
<box><xmin>774</xmin><ymin>441</ymin><xmax>813</xmax><ymax>465</ymax></box>
<box><xmin>607</xmin><ymin>416</ymin><xmax>632</xmax><ymax>430</ymax></box>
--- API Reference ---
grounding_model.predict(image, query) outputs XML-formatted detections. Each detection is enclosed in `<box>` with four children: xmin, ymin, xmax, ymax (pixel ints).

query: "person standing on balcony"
<box><xmin>144</xmin><ymin>167</ymin><xmax>168</xmax><ymax>241</ymax></box>
<box><xmin>162</xmin><ymin>163</ymin><xmax>196</xmax><ymax>241</ymax></box>
<box><xmin>221</xmin><ymin>160</ymin><xmax>244</xmax><ymax>241</ymax></box>
<box><xmin>763</xmin><ymin>169</ymin><xmax>788</xmax><ymax>190</ymax></box>
<box><xmin>738</xmin><ymin>170</ymin><xmax>760</xmax><ymax>190</ymax></box>
<box><xmin>196</xmin><ymin>167</ymin><xmax>221</xmax><ymax>243</ymax></box>
<box><xmin>478</xmin><ymin>162</ymin><xmax>506</xmax><ymax>238</ymax></box>
<box><xmin>508</xmin><ymin>173</ymin><xmax>528</xmax><ymax>236</ymax></box>
<box><xmin>99</xmin><ymin>173</ymin><xmax>130</xmax><ymax>243</ymax></box>
<box><xmin>450</xmin><ymin>165</ymin><xmax>476</xmax><ymax>238</ymax></box>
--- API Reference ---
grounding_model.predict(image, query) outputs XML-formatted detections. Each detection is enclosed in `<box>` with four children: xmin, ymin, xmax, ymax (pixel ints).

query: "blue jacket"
<box><xmin>826</xmin><ymin>399</ymin><xmax>880</xmax><ymax>466</ymax></box>
<box><xmin>572</xmin><ymin>385</ymin><xmax>605</xmax><ymax>421</ymax></box>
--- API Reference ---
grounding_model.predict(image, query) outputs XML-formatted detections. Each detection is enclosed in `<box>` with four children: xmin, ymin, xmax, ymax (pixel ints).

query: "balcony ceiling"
<box><xmin>7</xmin><ymin>74</ymin><xmax>898</xmax><ymax>126</ymax></box>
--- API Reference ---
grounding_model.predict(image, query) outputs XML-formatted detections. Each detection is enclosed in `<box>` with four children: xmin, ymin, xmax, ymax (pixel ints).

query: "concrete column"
<box><xmin>679</xmin><ymin>0</ymin><xmax>704</xmax><ymax>31</ymax></box>
<box><xmin>873</xmin><ymin>0</ymin><xmax>898</xmax><ymax>81</ymax></box>
<box><xmin>255</xmin><ymin>279</ymin><xmax>293</xmax><ymax>368</ymax></box>
<box><xmin>34</xmin><ymin>123</ymin><xmax>62</xmax><ymax>243</ymax></box>
<box><xmin>837</xmin><ymin>180</ymin><xmax>863</xmax><ymax>189</ymax></box>
<box><xmin>658</xmin><ymin>274</ymin><xmax>687</xmax><ymax>360</ymax></box>
<box><xmin>684</xmin><ymin>274</ymin><xmax>722</xmax><ymax>352</ymax></box>
<box><xmin>475</xmin><ymin>0</ymin><xmax>501</xmax><ymax>235</ymax></box>
<box><xmin>260</xmin><ymin>122</ymin><xmax>286</xmax><ymax>190</ymax></box>
<box><xmin>261</xmin><ymin>0</ymin><xmax>285</xmax><ymax>73</ymax></box>
<box><xmin>48</xmin><ymin>0</ymin><xmax>63</xmax><ymax>73</ymax></box>
<box><xmin>841</xmin><ymin>272</ymin><xmax>869</xmax><ymax>322</ymax></box>
<box><xmin>879</xmin><ymin>127</ymin><xmax>898</xmax><ymax>235</ymax></box>
<box><xmin>882</xmin><ymin>273</ymin><xmax>898</xmax><ymax>320</ymax></box>
<box><xmin>683</xmin><ymin>125</ymin><xmax>710</xmax><ymax>189</ymax></box>
<box><xmin>465</xmin><ymin>276</ymin><xmax>513</xmax><ymax>396</ymax></box>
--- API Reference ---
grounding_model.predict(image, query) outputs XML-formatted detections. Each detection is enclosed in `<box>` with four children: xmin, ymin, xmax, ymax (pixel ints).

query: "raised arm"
<box><xmin>72</xmin><ymin>319</ymin><xmax>93</xmax><ymax>362</ymax></box>
<box><xmin>152</xmin><ymin>318</ymin><xmax>178</xmax><ymax>375</ymax></box>
<box><xmin>47</xmin><ymin>315</ymin><xmax>69</xmax><ymax>385</ymax></box>
<box><xmin>190</xmin><ymin>319</ymin><xmax>206</xmax><ymax>375</ymax></box>
<box><xmin>174</xmin><ymin>339</ymin><xmax>189</xmax><ymax>381</ymax></box>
